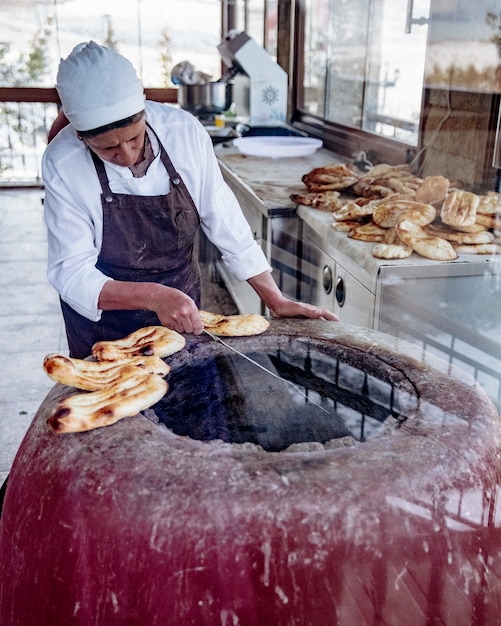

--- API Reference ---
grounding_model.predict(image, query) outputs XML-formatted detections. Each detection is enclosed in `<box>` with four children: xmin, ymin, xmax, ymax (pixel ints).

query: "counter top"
<box><xmin>297</xmin><ymin>205</ymin><xmax>497</xmax><ymax>287</ymax></box>
<box><xmin>216</xmin><ymin>143</ymin><xmax>340</xmax><ymax>210</ymax></box>
<box><xmin>216</xmin><ymin>142</ymin><xmax>499</xmax><ymax>291</ymax></box>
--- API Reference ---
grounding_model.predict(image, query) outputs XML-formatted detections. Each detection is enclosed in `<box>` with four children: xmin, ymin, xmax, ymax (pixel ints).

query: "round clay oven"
<box><xmin>1</xmin><ymin>319</ymin><xmax>501</xmax><ymax>626</ymax></box>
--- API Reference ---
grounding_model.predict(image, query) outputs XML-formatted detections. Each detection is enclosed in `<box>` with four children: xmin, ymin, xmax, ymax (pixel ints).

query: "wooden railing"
<box><xmin>0</xmin><ymin>87</ymin><xmax>178</xmax><ymax>104</ymax></box>
<box><xmin>0</xmin><ymin>87</ymin><xmax>178</xmax><ymax>187</ymax></box>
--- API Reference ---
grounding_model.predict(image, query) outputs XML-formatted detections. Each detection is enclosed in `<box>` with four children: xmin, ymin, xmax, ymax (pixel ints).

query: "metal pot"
<box><xmin>178</xmin><ymin>81</ymin><xmax>233</xmax><ymax>115</ymax></box>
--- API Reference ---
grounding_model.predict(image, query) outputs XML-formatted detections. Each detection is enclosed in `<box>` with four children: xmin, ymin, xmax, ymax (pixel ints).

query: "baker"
<box><xmin>42</xmin><ymin>41</ymin><xmax>337</xmax><ymax>359</ymax></box>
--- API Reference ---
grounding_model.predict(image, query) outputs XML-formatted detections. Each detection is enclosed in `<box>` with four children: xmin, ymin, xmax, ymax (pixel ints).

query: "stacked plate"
<box><xmin>233</xmin><ymin>136</ymin><xmax>323</xmax><ymax>158</ymax></box>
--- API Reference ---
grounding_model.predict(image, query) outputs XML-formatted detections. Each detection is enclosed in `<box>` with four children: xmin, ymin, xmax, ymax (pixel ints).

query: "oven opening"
<box><xmin>152</xmin><ymin>349</ymin><xmax>405</xmax><ymax>452</ymax></box>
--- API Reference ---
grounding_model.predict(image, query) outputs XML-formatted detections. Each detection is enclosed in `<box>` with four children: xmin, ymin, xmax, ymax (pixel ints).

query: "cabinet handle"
<box><xmin>405</xmin><ymin>0</ymin><xmax>429</xmax><ymax>33</ymax></box>
<box><xmin>322</xmin><ymin>265</ymin><xmax>333</xmax><ymax>294</ymax></box>
<box><xmin>335</xmin><ymin>276</ymin><xmax>345</xmax><ymax>306</ymax></box>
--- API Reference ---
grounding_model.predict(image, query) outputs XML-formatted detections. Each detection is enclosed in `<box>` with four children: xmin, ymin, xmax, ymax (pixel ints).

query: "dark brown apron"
<box><xmin>60</xmin><ymin>125</ymin><xmax>201</xmax><ymax>358</ymax></box>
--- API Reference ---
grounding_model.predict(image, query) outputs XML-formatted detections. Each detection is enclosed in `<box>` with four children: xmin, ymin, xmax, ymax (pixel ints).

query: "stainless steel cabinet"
<box><xmin>301</xmin><ymin>222</ymin><xmax>375</xmax><ymax>328</ymax></box>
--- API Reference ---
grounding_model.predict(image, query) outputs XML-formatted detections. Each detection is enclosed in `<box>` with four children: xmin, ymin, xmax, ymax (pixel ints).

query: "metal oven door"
<box><xmin>301</xmin><ymin>221</ymin><xmax>375</xmax><ymax>326</ymax></box>
<box><xmin>268</xmin><ymin>208</ymin><xmax>335</xmax><ymax>310</ymax></box>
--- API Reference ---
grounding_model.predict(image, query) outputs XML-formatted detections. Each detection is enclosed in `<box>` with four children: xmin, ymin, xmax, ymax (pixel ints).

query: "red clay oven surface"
<box><xmin>1</xmin><ymin>319</ymin><xmax>501</xmax><ymax>625</ymax></box>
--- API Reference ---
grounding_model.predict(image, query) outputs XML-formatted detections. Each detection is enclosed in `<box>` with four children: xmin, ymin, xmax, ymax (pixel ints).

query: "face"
<box><xmin>83</xmin><ymin>119</ymin><xmax>146</xmax><ymax>168</ymax></box>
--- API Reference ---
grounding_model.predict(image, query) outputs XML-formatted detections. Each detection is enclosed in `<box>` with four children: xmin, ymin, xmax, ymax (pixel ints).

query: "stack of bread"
<box><xmin>43</xmin><ymin>326</ymin><xmax>185</xmax><ymax>434</ymax></box>
<box><xmin>43</xmin><ymin>312</ymin><xmax>270</xmax><ymax>434</ymax></box>
<box><xmin>291</xmin><ymin>163</ymin><xmax>501</xmax><ymax>261</ymax></box>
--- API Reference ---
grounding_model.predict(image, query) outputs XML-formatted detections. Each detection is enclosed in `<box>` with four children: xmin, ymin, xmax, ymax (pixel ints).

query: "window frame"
<box><xmin>289</xmin><ymin>2</ymin><xmax>422</xmax><ymax>166</ymax></box>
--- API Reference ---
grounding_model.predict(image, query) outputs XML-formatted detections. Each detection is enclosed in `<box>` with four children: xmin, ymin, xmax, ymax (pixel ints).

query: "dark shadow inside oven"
<box><xmin>152</xmin><ymin>348</ymin><xmax>404</xmax><ymax>452</ymax></box>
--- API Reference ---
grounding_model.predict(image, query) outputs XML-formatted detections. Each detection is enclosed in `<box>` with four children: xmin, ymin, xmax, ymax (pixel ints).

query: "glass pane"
<box><xmin>0</xmin><ymin>0</ymin><xmax>223</xmax><ymax>88</ymax></box>
<box><xmin>245</xmin><ymin>0</ymin><xmax>266</xmax><ymax>48</ymax></box>
<box><xmin>302</xmin><ymin>0</ymin><xmax>430</xmax><ymax>146</ymax></box>
<box><xmin>324</xmin><ymin>0</ymin><xmax>371</xmax><ymax>127</ymax></box>
<box><xmin>363</xmin><ymin>0</ymin><xmax>430</xmax><ymax>143</ymax></box>
<box><xmin>425</xmin><ymin>2</ymin><xmax>501</xmax><ymax>93</ymax></box>
<box><xmin>302</xmin><ymin>0</ymin><xmax>332</xmax><ymax>117</ymax></box>
<box><xmin>265</xmin><ymin>0</ymin><xmax>278</xmax><ymax>60</ymax></box>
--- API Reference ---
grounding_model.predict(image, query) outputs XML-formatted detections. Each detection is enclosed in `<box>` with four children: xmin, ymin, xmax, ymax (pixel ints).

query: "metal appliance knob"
<box><xmin>322</xmin><ymin>265</ymin><xmax>333</xmax><ymax>294</ymax></box>
<box><xmin>335</xmin><ymin>277</ymin><xmax>345</xmax><ymax>306</ymax></box>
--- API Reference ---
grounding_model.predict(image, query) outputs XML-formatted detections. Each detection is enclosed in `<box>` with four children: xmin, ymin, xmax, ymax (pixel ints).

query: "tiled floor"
<box><xmin>0</xmin><ymin>188</ymin><xmax>68</xmax><ymax>484</ymax></box>
<box><xmin>0</xmin><ymin>187</ymin><xmax>238</xmax><ymax>484</ymax></box>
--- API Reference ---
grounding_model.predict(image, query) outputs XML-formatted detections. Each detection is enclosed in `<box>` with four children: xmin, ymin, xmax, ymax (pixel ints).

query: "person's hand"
<box><xmin>246</xmin><ymin>271</ymin><xmax>339</xmax><ymax>322</ymax></box>
<box><xmin>149</xmin><ymin>286</ymin><xmax>204</xmax><ymax>334</ymax></box>
<box><xmin>268</xmin><ymin>298</ymin><xmax>339</xmax><ymax>322</ymax></box>
<box><xmin>98</xmin><ymin>280</ymin><xmax>205</xmax><ymax>334</ymax></box>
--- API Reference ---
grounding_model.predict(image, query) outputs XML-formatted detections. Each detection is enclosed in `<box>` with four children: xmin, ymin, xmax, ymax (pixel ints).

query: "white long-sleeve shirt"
<box><xmin>42</xmin><ymin>101</ymin><xmax>271</xmax><ymax>321</ymax></box>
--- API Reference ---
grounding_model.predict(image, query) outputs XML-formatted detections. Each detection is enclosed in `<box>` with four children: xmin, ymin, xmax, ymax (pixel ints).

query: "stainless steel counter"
<box><xmin>216</xmin><ymin>143</ymin><xmax>501</xmax><ymax>410</ymax></box>
<box><xmin>216</xmin><ymin>144</ymin><xmax>340</xmax><ymax>212</ymax></box>
<box><xmin>216</xmin><ymin>143</ymin><xmax>499</xmax><ymax>291</ymax></box>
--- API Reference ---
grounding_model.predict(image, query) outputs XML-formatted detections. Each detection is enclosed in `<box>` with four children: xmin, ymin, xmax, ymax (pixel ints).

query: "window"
<box><xmin>296</xmin><ymin>0</ymin><xmax>431</xmax><ymax>159</ymax></box>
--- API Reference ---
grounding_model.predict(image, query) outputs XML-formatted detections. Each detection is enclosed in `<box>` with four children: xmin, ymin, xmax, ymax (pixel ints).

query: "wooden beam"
<box><xmin>0</xmin><ymin>87</ymin><xmax>178</xmax><ymax>104</ymax></box>
<box><xmin>0</xmin><ymin>87</ymin><xmax>59</xmax><ymax>103</ymax></box>
<box><xmin>144</xmin><ymin>88</ymin><xmax>178</xmax><ymax>103</ymax></box>
<box><xmin>276</xmin><ymin>0</ymin><xmax>294</xmax><ymax>76</ymax></box>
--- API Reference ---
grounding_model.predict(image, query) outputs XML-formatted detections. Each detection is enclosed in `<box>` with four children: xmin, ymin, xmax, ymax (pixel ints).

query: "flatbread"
<box><xmin>476</xmin><ymin>214</ymin><xmax>501</xmax><ymax>230</ymax></box>
<box><xmin>415</xmin><ymin>175</ymin><xmax>450</xmax><ymax>205</ymax></box>
<box><xmin>396</xmin><ymin>220</ymin><xmax>457</xmax><ymax>261</ymax></box>
<box><xmin>43</xmin><ymin>353</ymin><xmax>170</xmax><ymax>391</ymax></box>
<box><xmin>47</xmin><ymin>373</ymin><xmax>168</xmax><ymax>434</ymax></box>
<box><xmin>301</xmin><ymin>163</ymin><xmax>360</xmax><ymax>191</ymax></box>
<box><xmin>454</xmin><ymin>243</ymin><xmax>501</xmax><ymax>255</ymax></box>
<box><xmin>92</xmin><ymin>326</ymin><xmax>186</xmax><ymax>361</ymax></box>
<box><xmin>332</xmin><ymin>220</ymin><xmax>360</xmax><ymax>232</ymax></box>
<box><xmin>372</xmin><ymin>199</ymin><xmax>436</xmax><ymax>228</ymax></box>
<box><xmin>372</xmin><ymin>242</ymin><xmax>413</xmax><ymax>259</ymax></box>
<box><xmin>441</xmin><ymin>190</ymin><xmax>479</xmax><ymax>228</ymax></box>
<box><xmin>290</xmin><ymin>190</ymin><xmax>344</xmax><ymax>211</ymax></box>
<box><xmin>349</xmin><ymin>222</ymin><xmax>386</xmax><ymax>242</ymax></box>
<box><xmin>200</xmin><ymin>311</ymin><xmax>270</xmax><ymax>336</ymax></box>
<box><xmin>425</xmin><ymin>223</ymin><xmax>493</xmax><ymax>244</ymax></box>
<box><xmin>477</xmin><ymin>191</ymin><xmax>501</xmax><ymax>215</ymax></box>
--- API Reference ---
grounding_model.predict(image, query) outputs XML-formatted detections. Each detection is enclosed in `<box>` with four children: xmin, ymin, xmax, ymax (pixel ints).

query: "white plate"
<box><xmin>233</xmin><ymin>136</ymin><xmax>323</xmax><ymax>158</ymax></box>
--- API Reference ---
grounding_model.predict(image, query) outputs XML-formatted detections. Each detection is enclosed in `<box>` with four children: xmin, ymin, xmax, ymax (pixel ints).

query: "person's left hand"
<box><xmin>246</xmin><ymin>271</ymin><xmax>338</xmax><ymax>322</ymax></box>
<box><xmin>268</xmin><ymin>298</ymin><xmax>339</xmax><ymax>322</ymax></box>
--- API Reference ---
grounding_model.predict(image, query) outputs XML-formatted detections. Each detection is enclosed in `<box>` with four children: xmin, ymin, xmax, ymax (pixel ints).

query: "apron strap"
<box><xmin>90</xmin><ymin>150</ymin><xmax>114</xmax><ymax>201</ymax></box>
<box><xmin>146</xmin><ymin>122</ymin><xmax>183</xmax><ymax>188</ymax></box>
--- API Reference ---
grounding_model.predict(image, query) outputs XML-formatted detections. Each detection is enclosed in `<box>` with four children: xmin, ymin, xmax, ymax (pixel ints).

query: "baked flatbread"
<box><xmin>372</xmin><ymin>242</ymin><xmax>413</xmax><ymax>259</ymax></box>
<box><xmin>43</xmin><ymin>353</ymin><xmax>170</xmax><ymax>391</ymax></box>
<box><xmin>476</xmin><ymin>214</ymin><xmax>501</xmax><ymax>230</ymax></box>
<box><xmin>425</xmin><ymin>223</ymin><xmax>493</xmax><ymax>244</ymax></box>
<box><xmin>396</xmin><ymin>220</ymin><xmax>457</xmax><ymax>261</ymax></box>
<box><xmin>332</xmin><ymin>220</ymin><xmax>360</xmax><ymax>232</ymax></box>
<box><xmin>372</xmin><ymin>199</ymin><xmax>436</xmax><ymax>228</ymax></box>
<box><xmin>200</xmin><ymin>311</ymin><xmax>270</xmax><ymax>336</ymax></box>
<box><xmin>349</xmin><ymin>222</ymin><xmax>386</xmax><ymax>242</ymax></box>
<box><xmin>47</xmin><ymin>373</ymin><xmax>168</xmax><ymax>434</ymax></box>
<box><xmin>454</xmin><ymin>243</ymin><xmax>501</xmax><ymax>255</ymax></box>
<box><xmin>302</xmin><ymin>164</ymin><xmax>360</xmax><ymax>191</ymax></box>
<box><xmin>352</xmin><ymin>164</ymin><xmax>422</xmax><ymax>199</ymax></box>
<box><xmin>332</xmin><ymin>201</ymin><xmax>376</xmax><ymax>221</ymax></box>
<box><xmin>92</xmin><ymin>326</ymin><xmax>186</xmax><ymax>361</ymax></box>
<box><xmin>290</xmin><ymin>190</ymin><xmax>344</xmax><ymax>211</ymax></box>
<box><xmin>441</xmin><ymin>190</ymin><xmax>479</xmax><ymax>228</ymax></box>
<box><xmin>476</xmin><ymin>191</ymin><xmax>501</xmax><ymax>215</ymax></box>
<box><xmin>415</xmin><ymin>175</ymin><xmax>449</xmax><ymax>205</ymax></box>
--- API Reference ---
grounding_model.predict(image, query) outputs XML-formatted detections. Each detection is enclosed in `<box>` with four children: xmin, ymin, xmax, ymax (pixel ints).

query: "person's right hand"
<box><xmin>98</xmin><ymin>280</ymin><xmax>204</xmax><ymax>335</ymax></box>
<box><xmin>150</xmin><ymin>285</ymin><xmax>204</xmax><ymax>335</ymax></box>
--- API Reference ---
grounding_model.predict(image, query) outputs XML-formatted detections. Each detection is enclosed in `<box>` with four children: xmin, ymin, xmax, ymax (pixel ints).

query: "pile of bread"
<box><xmin>43</xmin><ymin>312</ymin><xmax>270</xmax><ymax>434</ymax></box>
<box><xmin>291</xmin><ymin>163</ymin><xmax>501</xmax><ymax>261</ymax></box>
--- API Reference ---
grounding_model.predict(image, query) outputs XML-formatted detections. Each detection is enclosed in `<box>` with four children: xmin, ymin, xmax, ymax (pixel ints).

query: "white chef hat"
<box><xmin>56</xmin><ymin>41</ymin><xmax>145</xmax><ymax>132</ymax></box>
